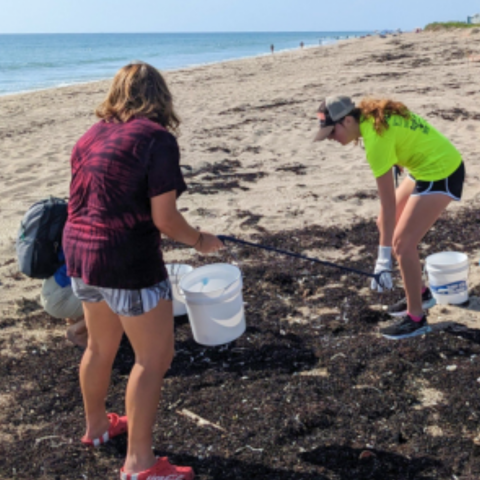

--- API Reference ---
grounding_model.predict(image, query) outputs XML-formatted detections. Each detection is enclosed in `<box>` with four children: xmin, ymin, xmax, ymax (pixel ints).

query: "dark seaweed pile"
<box><xmin>1</xmin><ymin>208</ymin><xmax>480</xmax><ymax>480</ymax></box>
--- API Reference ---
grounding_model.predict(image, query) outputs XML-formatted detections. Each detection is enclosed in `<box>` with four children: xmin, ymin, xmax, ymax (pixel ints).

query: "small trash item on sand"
<box><xmin>446</xmin><ymin>365</ymin><xmax>457</xmax><ymax>371</ymax></box>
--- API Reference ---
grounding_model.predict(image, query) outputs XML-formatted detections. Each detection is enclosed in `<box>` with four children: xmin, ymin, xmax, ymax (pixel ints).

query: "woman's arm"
<box><xmin>150</xmin><ymin>190</ymin><xmax>223</xmax><ymax>254</ymax></box>
<box><xmin>151</xmin><ymin>190</ymin><xmax>199</xmax><ymax>245</ymax></box>
<box><xmin>375</xmin><ymin>169</ymin><xmax>396</xmax><ymax>247</ymax></box>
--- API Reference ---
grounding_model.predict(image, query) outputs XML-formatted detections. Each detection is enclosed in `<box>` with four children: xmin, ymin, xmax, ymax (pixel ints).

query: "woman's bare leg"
<box><xmin>80</xmin><ymin>301</ymin><xmax>124</xmax><ymax>439</ymax></box>
<box><xmin>120</xmin><ymin>299</ymin><xmax>174</xmax><ymax>474</ymax></box>
<box><xmin>393</xmin><ymin>194</ymin><xmax>452</xmax><ymax>316</ymax></box>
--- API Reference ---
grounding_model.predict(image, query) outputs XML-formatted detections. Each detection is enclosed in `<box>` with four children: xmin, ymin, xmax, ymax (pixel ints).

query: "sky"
<box><xmin>0</xmin><ymin>0</ymin><xmax>479</xmax><ymax>34</ymax></box>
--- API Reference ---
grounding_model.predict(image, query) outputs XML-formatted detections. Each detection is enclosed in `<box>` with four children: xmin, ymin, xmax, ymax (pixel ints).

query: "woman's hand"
<box><xmin>194</xmin><ymin>232</ymin><xmax>224</xmax><ymax>254</ymax></box>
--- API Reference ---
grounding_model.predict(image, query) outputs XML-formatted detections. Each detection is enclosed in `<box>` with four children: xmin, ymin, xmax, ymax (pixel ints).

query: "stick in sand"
<box><xmin>177</xmin><ymin>408</ymin><xmax>226</xmax><ymax>432</ymax></box>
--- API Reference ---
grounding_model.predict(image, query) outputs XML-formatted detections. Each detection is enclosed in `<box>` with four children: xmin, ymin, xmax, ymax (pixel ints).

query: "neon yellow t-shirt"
<box><xmin>360</xmin><ymin>113</ymin><xmax>462</xmax><ymax>181</ymax></box>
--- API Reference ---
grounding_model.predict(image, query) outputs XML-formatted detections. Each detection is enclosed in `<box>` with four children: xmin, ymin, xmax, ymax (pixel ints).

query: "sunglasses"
<box><xmin>318</xmin><ymin>112</ymin><xmax>345</xmax><ymax>129</ymax></box>
<box><xmin>327</xmin><ymin>120</ymin><xmax>344</xmax><ymax>138</ymax></box>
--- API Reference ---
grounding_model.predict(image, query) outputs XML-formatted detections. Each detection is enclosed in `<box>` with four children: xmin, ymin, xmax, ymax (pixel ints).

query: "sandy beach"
<box><xmin>2</xmin><ymin>29</ymin><xmax>480</xmax><ymax>479</ymax></box>
<box><xmin>2</xmin><ymin>29</ymin><xmax>480</xmax><ymax>322</ymax></box>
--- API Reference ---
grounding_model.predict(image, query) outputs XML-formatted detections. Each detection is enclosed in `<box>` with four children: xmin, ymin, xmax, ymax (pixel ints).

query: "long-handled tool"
<box><xmin>394</xmin><ymin>165</ymin><xmax>401</xmax><ymax>188</ymax></box>
<box><xmin>218</xmin><ymin>235</ymin><xmax>392</xmax><ymax>288</ymax></box>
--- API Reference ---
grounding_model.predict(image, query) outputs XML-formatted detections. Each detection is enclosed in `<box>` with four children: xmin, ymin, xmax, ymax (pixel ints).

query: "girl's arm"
<box><xmin>150</xmin><ymin>190</ymin><xmax>223</xmax><ymax>254</ymax></box>
<box><xmin>375</xmin><ymin>169</ymin><xmax>396</xmax><ymax>247</ymax></box>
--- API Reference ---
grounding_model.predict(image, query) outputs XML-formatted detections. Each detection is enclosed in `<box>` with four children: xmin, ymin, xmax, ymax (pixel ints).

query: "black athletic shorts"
<box><xmin>408</xmin><ymin>161</ymin><xmax>465</xmax><ymax>201</ymax></box>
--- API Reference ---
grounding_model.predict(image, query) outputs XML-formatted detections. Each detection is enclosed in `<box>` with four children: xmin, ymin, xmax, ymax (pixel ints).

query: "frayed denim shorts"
<box><xmin>71</xmin><ymin>277</ymin><xmax>172</xmax><ymax>317</ymax></box>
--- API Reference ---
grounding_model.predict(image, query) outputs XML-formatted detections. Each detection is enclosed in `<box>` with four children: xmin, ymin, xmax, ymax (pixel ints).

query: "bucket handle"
<box><xmin>219</xmin><ymin>276</ymin><xmax>241</xmax><ymax>296</ymax></box>
<box><xmin>178</xmin><ymin>274</ymin><xmax>241</xmax><ymax>298</ymax></box>
<box><xmin>169</xmin><ymin>263</ymin><xmax>194</xmax><ymax>286</ymax></box>
<box><xmin>169</xmin><ymin>263</ymin><xmax>184</xmax><ymax>281</ymax></box>
<box><xmin>172</xmin><ymin>263</ymin><xmax>181</xmax><ymax>277</ymax></box>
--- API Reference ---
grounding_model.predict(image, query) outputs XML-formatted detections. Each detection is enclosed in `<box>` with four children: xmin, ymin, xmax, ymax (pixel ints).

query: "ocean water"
<box><xmin>0</xmin><ymin>32</ymin><xmax>367</xmax><ymax>96</ymax></box>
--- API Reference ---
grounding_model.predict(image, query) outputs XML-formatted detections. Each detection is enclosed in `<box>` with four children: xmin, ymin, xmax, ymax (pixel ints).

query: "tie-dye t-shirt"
<box><xmin>63</xmin><ymin>118</ymin><xmax>186</xmax><ymax>289</ymax></box>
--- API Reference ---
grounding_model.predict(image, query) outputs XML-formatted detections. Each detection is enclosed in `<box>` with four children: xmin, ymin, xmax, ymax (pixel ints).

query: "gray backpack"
<box><xmin>16</xmin><ymin>197</ymin><xmax>68</xmax><ymax>279</ymax></box>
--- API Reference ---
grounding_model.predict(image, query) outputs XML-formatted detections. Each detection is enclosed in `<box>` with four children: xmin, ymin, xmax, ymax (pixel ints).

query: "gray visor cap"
<box><xmin>314</xmin><ymin>95</ymin><xmax>356</xmax><ymax>142</ymax></box>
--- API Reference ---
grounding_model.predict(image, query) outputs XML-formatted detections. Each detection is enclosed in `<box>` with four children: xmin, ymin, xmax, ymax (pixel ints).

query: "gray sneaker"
<box><xmin>386</xmin><ymin>287</ymin><xmax>436</xmax><ymax>317</ymax></box>
<box><xmin>381</xmin><ymin>314</ymin><xmax>432</xmax><ymax>340</ymax></box>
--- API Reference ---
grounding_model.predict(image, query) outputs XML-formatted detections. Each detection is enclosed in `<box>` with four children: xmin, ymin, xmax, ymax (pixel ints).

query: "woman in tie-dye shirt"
<box><xmin>63</xmin><ymin>61</ymin><xmax>222</xmax><ymax>480</ymax></box>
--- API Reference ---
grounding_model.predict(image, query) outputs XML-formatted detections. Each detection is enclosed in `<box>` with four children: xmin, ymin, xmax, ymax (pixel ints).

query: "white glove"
<box><xmin>370</xmin><ymin>246</ymin><xmax>393</xmax><ymax>292</ymax></box>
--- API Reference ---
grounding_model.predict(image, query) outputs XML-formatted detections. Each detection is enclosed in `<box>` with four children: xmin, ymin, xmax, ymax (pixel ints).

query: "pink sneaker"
<box><xmin>81</xmin><ymin>413</ymin><xmax>128</xmax><ymax>447</ymax></box>
<box><xmin>120</xmin><ymin>457</ymin><xmax>194</xmax><ymax>480</ymax></box>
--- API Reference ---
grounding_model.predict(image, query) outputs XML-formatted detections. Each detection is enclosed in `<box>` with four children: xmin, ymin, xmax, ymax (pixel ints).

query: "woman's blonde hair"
<box><xmin>357</xmin><ymin>98</ymin><xmax>410</xmax><ymax>134</ymax></box>
<box><xmin>96</xmin><ymin>61</ymin><xmax>180</xmax><ymax>133</ymax></box>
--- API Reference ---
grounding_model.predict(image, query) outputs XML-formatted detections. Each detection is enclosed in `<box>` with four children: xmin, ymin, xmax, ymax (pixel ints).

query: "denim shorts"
<box><xmin>71</xmin><ymin>277</ymin><xmax>172</xmax><ymax>317</ymax></box>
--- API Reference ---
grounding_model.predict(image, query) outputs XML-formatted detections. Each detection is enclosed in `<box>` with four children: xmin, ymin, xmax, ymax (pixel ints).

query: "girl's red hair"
<box><xmin>358</xmin><ymin>98</ymin><xmax>410</xmax><ymax>134</ymax></box>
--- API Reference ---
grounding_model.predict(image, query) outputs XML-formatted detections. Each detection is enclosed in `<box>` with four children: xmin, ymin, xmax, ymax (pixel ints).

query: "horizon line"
<box><xmin>0</xmin><ymin>29</ymin><xmax>375</xmax><ymax>35</ymax></box>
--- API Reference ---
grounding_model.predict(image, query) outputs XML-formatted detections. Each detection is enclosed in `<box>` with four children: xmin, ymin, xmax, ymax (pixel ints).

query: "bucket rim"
<box><xmin>179</xmin><ymin>263</ymin><xmax>242</xmax><ymax>295</ymax></box>
<box><xmin>425</xmin><ymin>251</ymin><xmax>468</xmax><ymax>268</ymax></box>
<box><xmin>166</xmin><ymin>263</ymin><xmax>194</xmax><ymax>278</ymax></box>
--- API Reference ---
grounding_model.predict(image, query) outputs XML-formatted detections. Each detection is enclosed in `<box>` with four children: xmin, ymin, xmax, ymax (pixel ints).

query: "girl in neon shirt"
<box><xmin>315</xmin><ymin>96</ymin><xmax>465</xmax><ymax>340</ymax></box>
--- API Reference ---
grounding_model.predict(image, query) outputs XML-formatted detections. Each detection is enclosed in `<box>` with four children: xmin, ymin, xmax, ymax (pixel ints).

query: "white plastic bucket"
<box><xmin>166</xmin><ymin>264</ymin><xmax>194</xmax><ymax>316</ymax></box>
<box><xmin>179</xmin><ymin>263</ymin><xmax>246</xmax><ymax>346</ymax></box>
<box><xmin>425</xmin><ymin>252</ymin><xmax>469</xmax><ymax>305</ymax></box>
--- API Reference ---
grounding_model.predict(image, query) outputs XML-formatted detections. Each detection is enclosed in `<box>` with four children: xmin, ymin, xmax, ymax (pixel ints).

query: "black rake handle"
<box><xmin>218</xmin><ymin>235</ymin><xmax>393</xmax><ymax>288</ymax></box>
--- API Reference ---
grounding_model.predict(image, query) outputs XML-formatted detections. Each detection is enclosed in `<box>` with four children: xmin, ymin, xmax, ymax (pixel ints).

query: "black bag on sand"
<box><xmin>16</xmin><ymin>197</ymin><xmax>68</xmax><ymax>279</ymax></box>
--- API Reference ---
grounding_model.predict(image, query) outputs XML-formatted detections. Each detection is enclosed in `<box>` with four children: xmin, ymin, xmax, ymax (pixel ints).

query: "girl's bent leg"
<box><xmin>393</xmin><ymin>194</ymin><xmax>452</xmax><ymax>316</ymax></box>
<box><xmin>394</xmin><ymin>176</ymin><xmax>416</xmax><ymax>224</ymax></box>
<box><xmin>81</xmin><ymin>301</ymin><xmax>124</xmax><ymax>439</ymax></box>
<box><xmin>119</xmin><ymin>299</ymin><xmax>174</xmax><ymax>475</ymax></box>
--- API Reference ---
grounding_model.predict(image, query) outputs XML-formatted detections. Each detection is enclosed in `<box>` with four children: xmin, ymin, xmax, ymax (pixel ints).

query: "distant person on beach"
<box><xmin>270</xmin><ymin>44</ymin><xmax>274</xmax><ymax>54</ymax></box>
<box><xmin>40</xmin><ymin>249</ymin><xmax>87</xmax><ymax>348</ymax></box>
<box><xmin>314</xmin><ymin>96</ymin><xmax>464</xmax><ymax>340</ymax></box>
<box><xmin>300</xmin><ymin>41</ymin><xmax>304</xmax><ymax>48</ymax></box>
<box><xmin>63</xmin><ymin>61</ymin><xmax>223</xmax><ymax>480</ymax></box>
